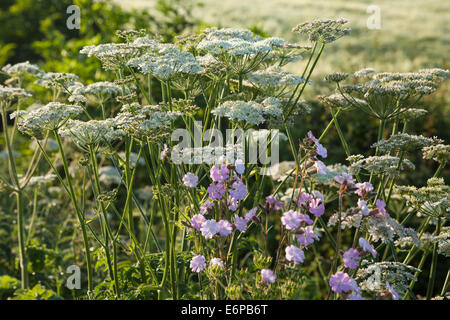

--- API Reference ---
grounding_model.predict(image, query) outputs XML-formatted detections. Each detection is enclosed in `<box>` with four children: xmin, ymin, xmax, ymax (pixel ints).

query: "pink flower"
<box><xmin>334</xmin><ymin>173</ymin><xmax>355</xmax><ymax>185</ymax></box>
<box><xmin>190</xmin><ymin>214</ymin><xmax>206</xmax><ymax>231</ymax></box>
<box><xmin>307</xmin><ymin>131</ymin><xmax>327</xmax><ymax>158</ymax></box>
<box><xmin>281</xmin><ymin>210</ymin><xmax>302</xmax><ymax>230</ymax></box>
<box><xmin>217</xmin><ymin>220</ymin><xmax>233</xmax><ymax>236</ymax></box>
<box><xmin>160</xmin><ymin>144</ymin><xmax>169</xmax><ymax>160</ymax></box>
<box><xmin>229</xmin><ymin>178</ymin><xmax>247</xmax><ymax>201</ymax></box>
<box><xmin>329</xmin><ymin>272</ymin><xmax>358</xmax><ymax>294</ymax></box>
<box><xmin>285</xmin><ymin>245</ymin><xmax>305</xmax><ymax>264</ymax></box>
<box><xmin>266</xmin><ymin>195</ymin><xmax>283</xmax><ymax>211</ymax></box>
<box><xmin>376</xmin><ymin>199</ymin><xmax>389</xmax><ymax>217</ymax></box>
<box><xmin>190</xmin><ymin>255</ymin><xmax>206</xmax><ymax>273</ymax></box>
<box><xmin>314</xmin><ymin>160</ymin><xmax>328</xmax><ymax>175</ymax></box>
<box><xmin>359</xmin><ymin>237</ymin><xmax>377</xmax><ymax>258</ymax></box>
<box><xmin>228</xmin><ymin>196</ymin><xmax>238</xmax><ymax>211</ymax></box>
<box><xmin>297</xmin><ymin>192</ymin><xmax>313</xmax><ymax>207</ymax></box>
<box><xmin>207</xmin><ymin>183</ymin><xmax>226</xmax><ymax>200</ymax></box>
<box><xmin>357</xmin><ymin>199</ymin><xmax>370</xmax><ymax>216</ymax></box>
<box><xmin>235</xmin><ymin>159</ymin><xmax>245</xmax><ymax>175</ymax></box>
<box><xmin>183</xmin><ymin>172</ymin><xmax>198</xmax><ymax>188</ymax></box>
<box><xmin>199</xmin><ymin>200</ymin><xmax>214</xmax><ymax>215</ymax></box>
<box><xmin>386</xmin><ymin>282</ymin><xmax>399</xmax><ymax>300</ymax></box>
<box><xmin>354</xmin><ymin>182</ymin><xmax>373</xmax><ymax>197</ymax></box>
<box><xmin>343</xmin><ymin>248</ymin><xmax>361</xmax><ymax>269</ymax></box>
<box><xmin>296</xmin><ymin>226</ymin><xmax>319</xmax><ymax>247</ymax></box>
<box><xmin>245</xmin><ymin>208</ymin><xmax>257</xmax><ymax>222</ymax></box>
<box><xmin>210</xmin><ymin>258</ymin><xmax>224</xmax><ymax>268</ymax></box>
<box><xmin>200</xmin><ymin>219</ymin><xmax>218</xmax><ymax>239</ymax></box>
<box><xmin>234</xmin><ymin>215</ymin><xmax>247</xmax><ymax>232</ymax></box>
<box><xmin>298</xmin><ymin>213</ymin><xmax>314</xmax><ymax>225</ymax></box>
<box><xmin>261</xmin><ymin>269</ymin><xmax>276</xmax><ymax>284</ymax></box>
<box><xmin>309</xmin><ymin>198</ymin><xmax>325</xmax><ymax>217</ymax></box>
<box><xmin>210</xmin><ymin>164</ymin><xmax>229</xmax><ymax>183</ymax></box>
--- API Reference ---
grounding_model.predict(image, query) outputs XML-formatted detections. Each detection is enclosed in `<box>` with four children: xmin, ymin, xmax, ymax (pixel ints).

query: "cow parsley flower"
<box><xmin>212</xmin><ymin>100</ymin><xmax>282</xmax><ymax>126</ymax></box>
<box><xmin>58</xmin><ymin>119</ymin><xmax>123</xmax><ymax>147</ymax></box>
<box><xmin>292</xmin><ymin>18</ymin><xmax>351</xmax><ymax>44</ymax></box>
<box><xmin>16</xmin><ymin>102</ymin><xmax>83</xmax><ymax>138</ymax></box>
<box><xmin>2</xmin><ymin>61</ymin><xmax>43</xmax><ymax>77</ymax></box>
<box><xmin>422</xmin><ymin>144</ymin><xmax>450</xmax><ymax>163</ymax></box>
<box><xmin>372</xmin><ymin>133</ymin><xmax>442</xmax><ymax>154</ymax></box>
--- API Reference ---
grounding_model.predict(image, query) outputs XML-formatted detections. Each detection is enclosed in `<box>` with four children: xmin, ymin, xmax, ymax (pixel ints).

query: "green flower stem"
<box><xmin>53</xmin><ymin>131</ymin><xmax>93</xmax><ymax>293</ymax></box>
<box><xmin>404</xmin><ymin>251</ymin><xmax>428</xmax><ymax>300</ymax></box>
<box><xmin>88</xmin><ymin>144</ymin><xmax>120</xmax><ymax>297</ymax></box>
<box><xmin>426</xmin><ymin>216</ymin><xmax>441</xmax><ymax>300</ymax></box>
<box><xmin>1</xmin><ymin>104</ymin><xmax>28</xmax><ymax>289</ymax></box>
<box><xmin>440</xmin><ymin>269</ymin><xmax>450</xmax><ymax>296</ymax></box>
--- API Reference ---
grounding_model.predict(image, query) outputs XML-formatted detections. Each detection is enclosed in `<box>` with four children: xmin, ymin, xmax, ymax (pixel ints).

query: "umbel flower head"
<box><xmin>0</xmin><ymin>86</ymin><xmax>31</xmax><ymax>105</ymax></box>
<box><xmin>292</xmin><ymin>18</ymin><xmax>351</xmax><ymax>44</ymax></box>
<box><xmin>35</xmin><ymin>72</ymin><xmax>79</xmax><ymax>89</ymax></box>
<box><xmin>396</xmin><ymin>178</ymin><xmax>450</xmax><ymax>218</ymax></box>
<box><xmin>422</xmin><ymin>144</ymin><xmax>450</xmax><ymax>163</ymax></box>
<box><xmin>2</xmin><ymin>61</ymin><xmax>43</xmax><ymax>77</ymax></box>
<box><xmin>13</xmin><ymin>102</ymin><xmax>83</xmax><ymax>139</ymax></box>
<box><xmin>371</xmin><ymin>133</ymin><xmax>442</xmax><ymax>154</ymax></box>
<box><xmin>212</xmin><ymin>99</ymin><xmax>282</xmax><ymax>126</ymax></box>
<box><xmin>58</xmin><ymin>119</ymin><xmax>124</xmax><ymax>149</ymax></box>
<box><xmin>331</xmin><ymin>68</ymin><xmax>450</xmax><ymax>120</ymax></box>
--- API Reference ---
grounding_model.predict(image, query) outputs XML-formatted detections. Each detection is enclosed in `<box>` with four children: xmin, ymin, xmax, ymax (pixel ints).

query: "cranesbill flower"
<box><xmin>343</xmin><ymin>248</ymin><xmax>361</xmax><ymax>269</ymax></box>
<box><xmin>386</xmin><ymin>282</ymin><xmax>399</xmax><ymax>300</ymax></box>
<box><xmin>245</xmin><ymin>208</ymin><xmax>257</xmax><ymax>222</ymax></box>
<box><xmin>210</xmin><ymin>163</ymin><xmax>230</xmax><ymax>182</ymax></box>
<box><xmin>160</xmin><ymin>144</ymin><xmax>169</xmax><ymax>160</ymax></box>
<box><xmin>309</xmin><ymin>198</ymin><xmax>325</xmax><ymax>217</ymax></box>
<box><xmin>296</xmin><ymin>226</ymin><xmax>319</xmax><ymax>246</ymax></box>
<box><xmin>234</xmin><ymin>215</ymin><xmax>247</xmax><ymax>232</ymax></box>
<box><xmin>190</xmin><ymin>255</ymin><xmax>206</xmax><ymax>273</ymax></box>
<box><xmin>285</xmin><ymin>245</ymin><xmax>305</xmax><ymax>264</ymax></box>
<box><xmin>217</xmin><ymin>220</ymin><xmax>233</xmax><ymax>236</ymax></box>
<box><xmin>359</xmin><ymin>237</ymin><xmax>377</xmax><ymax>258</ymax></box>
<box><xmin>210</xmin><ymin>258</ymin><xmax>224</xmax><ymax>268</ymax></box>
<box><xmin>207</xmin><ymin>183</ymin><xmax>226</xmax><ymax>200</ymax></box>
<box><xmin>358</xmin><ymin>199</ymin><xmax>370</xmax><ymax>216</ymax></box>
<box><xmin>354</xmin><ymin>182</ymin><xmax>373</xmax><ymax>197</ymax></box>
<box><xmin>200</xmin><ymin>219</ymin><xmax>218</xmax><ymax>239</ymax></box>
<box><xmin>183</xmin><ymin>172</ymin><xmax>198</xmax><ymax>188</ymax></box>
<box><xmin>200</xmin><ymin>200</ymin><xmax>214</xmax><ymax>215</ymax></box>
<box><xmin>190</xmin><ymin>214</ymin><xmax>206</xmax><ymax>231</ymax></box>
<box><xmin>329</xmin><ymin>272</ymin><xmax>358</xmax><ymax>293</ymax></box>
<box><xmin>297</xmin><ymin>192</ymin><xmax>313</xmax><ymax>207</ymax></box>
<box><xmin>261</xmin><ymin>269</ymin><xmax>276</xmax><ymax>284</ymax></box>
<box><xmin>266</xmin><ymin>195</ymin><xmax>283</xmax><ymax>211</ymax></box>
<box><xmin>376</xmin><ymin>199</ymin><xmax>389</xmax><ymax>217</ymax></box>
<box><xmin>348</xmin><ymin>292</ymin><xmax>365</xmax><ymax>300</ymax></box>
<box><xmin>314</xmin><ymin>160</ymin><xmax>328</xmax><ymax>175</ymax></box>
<box><xmin>334</xmin><ymin>173</ymin><xmax>355</xmax><ymax>185</ymax></box>
<box><xmin>281</xmin><ymin>210</ymin><xmax>301</xmax><ymax>230</ymax></box>
<box><xmin>228</xmin><ymin>196</ymin><xmax>238</xmax><ymax>211</ymax></box>
<box><xmin>235</xmin><ymin>159</ymin><xmax>245</xmax><ymax>174</ymax></box>
<box><xmin>307</xmin><ymin>131</ymin><xmax>327</xmax><ymax>158</ymax></box>
<box><xmin>229</xmin><ymin>178</ymin><xmax>247</xmax><ymax>200</ymax></box>
<box><xmin>298</xmin><ymin>213</ymin><xmax>314</xmax><ymax>225</ymax></box>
